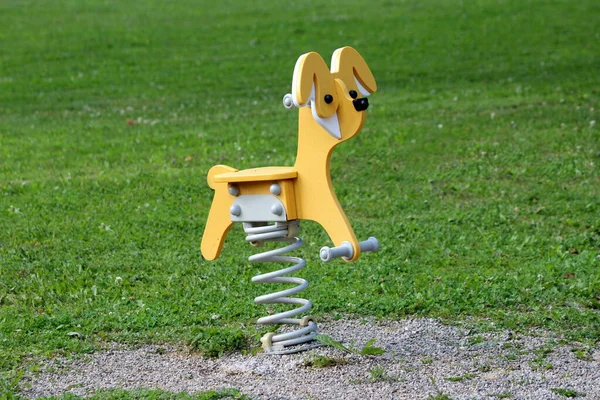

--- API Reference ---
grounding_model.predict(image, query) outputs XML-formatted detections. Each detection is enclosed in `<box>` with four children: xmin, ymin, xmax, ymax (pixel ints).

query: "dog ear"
<box><xmin>292</xmin><ymin>52</ymin><xmax>338</xmax><ymax>118</ymax></box>
<box><xmin>330</xmin><ymin>47</ymin><xmax>377</xmax><ymax>97</ymax></box>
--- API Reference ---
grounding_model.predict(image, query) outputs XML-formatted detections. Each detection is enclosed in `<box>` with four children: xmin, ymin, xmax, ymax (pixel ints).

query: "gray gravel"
<box><xmin>22</xmin><ymin>318</ymin><xmax>600</xmax><ymax>399</ymax></box>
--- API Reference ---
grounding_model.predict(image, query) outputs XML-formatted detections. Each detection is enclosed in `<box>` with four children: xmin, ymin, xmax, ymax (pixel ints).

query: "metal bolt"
<box><xmin>270</xmin><ymin>204</ymin><xmax>283</xmax><ymax>216</ymax></box>
<box><xmin>228</xmin><ymin>185</ymin><xmax>240</xmax><ymax>196</ymax></box>
<box><xmin>230</xmin><ymin>204</ymin><xmax>241</xmax><ymax>216</ymax></box>
<box><xmin>269</xmin><ymin>183</ymin><xmax>281</xmax><ymax>195</ymax></box>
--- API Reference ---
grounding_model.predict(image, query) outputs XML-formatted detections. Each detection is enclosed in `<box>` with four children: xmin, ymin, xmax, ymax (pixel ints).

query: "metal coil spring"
<box><xmin>243</xmin><ymin>221</ymin><xmax>318</xmax><ymax>354</ymax></box>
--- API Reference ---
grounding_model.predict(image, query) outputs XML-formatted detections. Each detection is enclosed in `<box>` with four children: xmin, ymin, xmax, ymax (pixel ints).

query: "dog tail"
<box><xmin>206</xmin><ymin>165</ymin><xmax>237</xmax><ymax>189</ymax></box>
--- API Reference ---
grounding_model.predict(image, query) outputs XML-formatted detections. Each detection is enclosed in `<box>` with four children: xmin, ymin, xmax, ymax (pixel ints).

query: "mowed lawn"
<box><xmin>0</xmin><ymin>0</ymin><xmax>598</xmax><ymax>389</ymax></box>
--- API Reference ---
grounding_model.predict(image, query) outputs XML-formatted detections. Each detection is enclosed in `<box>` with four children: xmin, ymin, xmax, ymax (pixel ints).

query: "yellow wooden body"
<box><xmin>201</xmin><ymin>46</ymin><xmax>377</xmax><ymax>262</ymax></box>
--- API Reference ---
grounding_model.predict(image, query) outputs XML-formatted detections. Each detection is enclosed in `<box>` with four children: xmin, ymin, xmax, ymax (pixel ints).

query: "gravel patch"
<box><xmin>22</xmin><ymin>318</ymin><xmax>600</xmax><ymax>399</ymax></box>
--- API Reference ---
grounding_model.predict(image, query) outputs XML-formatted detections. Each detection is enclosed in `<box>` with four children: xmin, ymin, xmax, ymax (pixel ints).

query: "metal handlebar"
<box><xmin>319</xmin><ymin>237</ymin><xmax>379</xmax><ymax>262</ymax></box>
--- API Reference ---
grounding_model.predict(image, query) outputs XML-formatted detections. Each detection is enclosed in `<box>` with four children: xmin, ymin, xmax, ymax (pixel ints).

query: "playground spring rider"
<box><xmin>201</xmin><ymin>46</ymin><xmax>379</xmax><ymax>354</ymax></box>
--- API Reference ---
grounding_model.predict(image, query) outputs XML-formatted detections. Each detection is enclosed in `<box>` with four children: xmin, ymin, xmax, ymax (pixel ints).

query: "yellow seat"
<box><xmin>214</xmin><ymin>166</ymin><xmax>297</xmax><ymax>183</ymax></box>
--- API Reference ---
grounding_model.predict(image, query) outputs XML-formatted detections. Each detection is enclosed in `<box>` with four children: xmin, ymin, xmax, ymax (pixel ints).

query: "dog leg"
<box><xmin>295</xmin><ymin>181</ymin><xmax>361</xmax><ymax>262</ymax></box>
<box><xmin>201</xmin><ymin>165</ymin><xmax>237</xmax><ymax>260</ymax></box>
<box><xmin>314</xmin><ymin>196</ymin><xmax>361</xmax><ymax>262</ymax></box>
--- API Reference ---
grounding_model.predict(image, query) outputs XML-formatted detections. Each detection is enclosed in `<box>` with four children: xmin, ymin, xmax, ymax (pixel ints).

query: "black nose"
<box><xmin>353</xmin><ymin>97</ymin><xmax>369</xmax><ymax>111</ymax></box>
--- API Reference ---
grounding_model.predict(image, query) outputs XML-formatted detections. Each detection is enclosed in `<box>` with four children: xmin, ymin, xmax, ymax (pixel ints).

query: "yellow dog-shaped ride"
<box><xmin>201</xmin><ymin>46</ymin><xmax>378</xmax><ymax>262</ymax></box>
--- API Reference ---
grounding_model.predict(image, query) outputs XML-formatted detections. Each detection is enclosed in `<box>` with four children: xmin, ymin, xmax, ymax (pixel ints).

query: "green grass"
<box><xmin>551</xmin><ymin>388</ymin><xmax>584</xmax><ymax>398</ymax></box>
<box><xmin>445</xmin><ymin>373</ymin><xmax>476</xmax><ymax>382</ymax></box>
<box><xmin>427</xmin><ymin>393</ymin><xmax>454</xmax><ymax>400</ymax></box>
<box><xmin>314</xmin><ymin>334</ymin><xmax>385</xmax><ymax>355</ymax></box>
<box><xmin>38</xmin><ymin>388</ymin><xmax>250</xmax><ymax>399</ymax></box>
<box><xmin>368</xmin><ymin>365</ymin><xmax>395</xmax><ymax>382</ymax></box>
<box><xmin>188</xmin><ymin>326</ymin><xmax>248</xmax><ymax>358</ymax></box>
<box><xmin>1</xmin><ymin>0</ymin><xmax>599</xmax><ymax>394</ymax></box>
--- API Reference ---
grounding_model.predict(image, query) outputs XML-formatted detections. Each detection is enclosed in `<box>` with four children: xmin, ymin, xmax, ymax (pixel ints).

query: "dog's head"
<box><xmin>286</xmin><ymin>46</ymin><xmax>377</xmax><ymax>141</ymax></box>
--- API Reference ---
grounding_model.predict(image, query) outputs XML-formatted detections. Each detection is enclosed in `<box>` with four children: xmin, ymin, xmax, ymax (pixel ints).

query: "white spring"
<box><xmin>243</xmin><ymin>221</ymin><xmax>318</xmax><ymax>353</ymax></box>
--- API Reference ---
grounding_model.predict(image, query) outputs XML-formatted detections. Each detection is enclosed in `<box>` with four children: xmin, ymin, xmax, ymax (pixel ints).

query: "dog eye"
<box><xmin>349</xmin><ymin>90</ymin><xmax>358</xmax><ymax>99</ymax></box>
<box><xmin>324</xmin><ymin>94</ymin><xmax>334</xmax><ymax>104</ymax></box>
